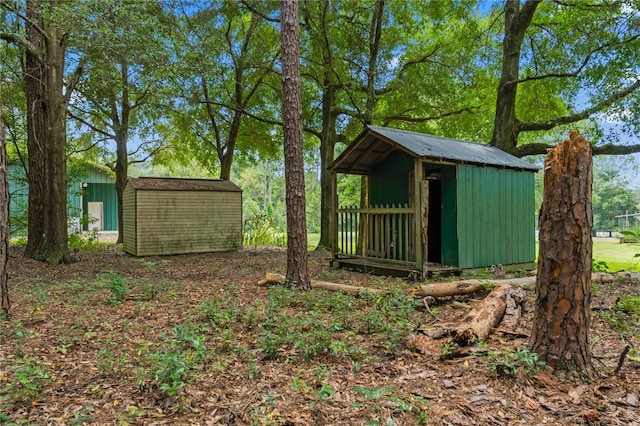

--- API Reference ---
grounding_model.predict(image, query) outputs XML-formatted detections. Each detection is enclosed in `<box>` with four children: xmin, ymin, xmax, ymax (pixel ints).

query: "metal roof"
<box><xmin>329</xmin><ymin>126</ymin><xmax>538</xmax><ymax>174</ymax></box>
<box><xmin>127</xmin><ymin>177</ymin><xmax>242</xmax><ymax>192</ymax></box>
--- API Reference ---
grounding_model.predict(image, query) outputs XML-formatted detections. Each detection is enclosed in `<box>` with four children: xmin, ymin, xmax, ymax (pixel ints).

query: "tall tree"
<box><xmin>281</xmin><ymin>0</ymin><xmax>309</xmax><ymax>290</ymax></box>
<box><xmin>302</xmin><ymin>0</ymin><xmax>487</xmax><ymax>249</ymax></box>
<box><xmin>166</xmin><ymin>1</ymin><xmax>280</xmax><ymax>180</ymax></box>
<box><xmin>22</xmin><ymin>0</ymin><xmax>45</xmax><ymax>258</ymax></box>
<box><xmin>490</xmin><ymin>1</ymin><xmax>640</xmax><ymax>156</ymax></box>
<box><xmin>531</xmin><ymin>131</ymin><xmax>594</xmax><ymax>381</ymax></box>
<box><xmin>1</xmin><ymin>0</ymin><xmax>87</xmax><ymax>263</ymax></box>
<box><xmin>0</xmin><ymin>102</ymin><xmax>10</xmax><ymax>318</ymax></box>
<box><xmin>68</xmin><ymin>1</ymin><xmax>171</xmax><ymax>243</ymax></box>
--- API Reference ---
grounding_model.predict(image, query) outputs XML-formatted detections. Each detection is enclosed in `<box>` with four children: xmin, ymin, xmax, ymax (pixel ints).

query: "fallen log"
<box><xmin>256</xmin><ymin>272</ymin><xmax>388</xmax><ymax>295</ymax></box>
<box><xmin>449</xmin><ymin>284</ymin><xmax>525</xmax><ymax>345</ymax></box>
<box><xmin>257</xmin><ymin>270</ymin><xmax>631</xmax><ymax>299</ymax></box>
<box><xmin>412</xmin><ymin>271</ymin><xmax>629</xmax><ymax>298</ymax></box>
<box><xmin>410</xmin><ymin>280</ymin><xmax>483</xmax><ymax>297</ymax></box>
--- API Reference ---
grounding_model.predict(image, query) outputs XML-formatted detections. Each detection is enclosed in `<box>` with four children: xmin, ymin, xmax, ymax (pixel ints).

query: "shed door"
<box><xmin>87</xmin><ymin>202</ymin><xmax>103</xmax><ymax>231</ymax></box>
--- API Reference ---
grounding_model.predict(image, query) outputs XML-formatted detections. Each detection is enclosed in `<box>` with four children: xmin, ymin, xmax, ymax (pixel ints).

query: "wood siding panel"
<box><xmin>122</xmin><ymin>183</ymin><xmax>137</xmax><ymax>255</ymax></box>
<box><xmin>133</xmin><ymin>190</ymin><xmax>242</xmax><ymax>256</ymax></box>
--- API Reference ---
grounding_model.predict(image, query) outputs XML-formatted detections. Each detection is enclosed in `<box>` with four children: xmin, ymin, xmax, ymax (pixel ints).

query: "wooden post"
<box><xmin>360</xmin><ymin>175</ymin><xmax>369</xmax><ymax>258</ymax></box>
<box><xmin>330</xmin><ymin>171</ymin><xmax>338</xmax><ymax>258</ymax></box>
<box><xmin>414</xmin><ymin>159</ymin><xmax>424</xmax><ymax>272</ymax></box>
<box><xmin>420</xmin><ymin>179</ymin><xmax>429</xmax><ymax>279</ymax></box>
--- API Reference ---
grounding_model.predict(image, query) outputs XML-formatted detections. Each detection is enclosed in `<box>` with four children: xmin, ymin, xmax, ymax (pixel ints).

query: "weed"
<box><xmin>315</xmin><ymin>383</ymin><xmax>335</xmax><ymax>404</ymax></box>
<box><xmin>66</xmin><ymin>404</ymin><xmax>96</xmax><ymax>425</ymax></box>
<box><xmin>592</xmin><ymin>258</ymin><xmax>609</xmax><ymax>273</ymax></box>
<box><xmin>291</xmin><ymin>375</ymin><xmax>311</xmax><ymax>393</ymax></box>
<box><xmin>600</xmin><ymin>295</ymin><xmax>640</xmax><ymax>335</ymax></box>
<box><xmin>354</xmin><ymin>385</ymin><xmax>394</xmax><ymax>399</ymax></box>
<box><xmin>0</xmin><ymin>355</ymin><xmax>53</xmax><ymax>401</ymax></box>
<box><xmin>243</xmin><ymin>215</ymin><xmax>286</xmax><ymax>247</ymax></box>
<box><xmin>94</xmin><ymin>272</ymin><xmax>128</xmax><ymax>305</ymax></box>
<box><xmin>149</xmin><ymin>349</ymin><xmax>190</xmax><ymax>397</ymax></box>
<box><xmin>197</xmin><ymin>298</ymin><xmax>235</xmax><ymax>329</ymax></box>
<box><xmin>68</xmin><ymin>232</ymin><xmax>107</xmax><ymax>252</ymax></box>
<box><xmin>174</xmin><ymin>323</ymin><xmax>208</xmax><ymax>353</ymax></box>
<box><xmin>136</xmin><ymin>323</ymin><xmax>210</xmax><ymax>398</ymax></box>
<box><xmin>136</xmin><ymin>258</ymin><xmax>170</xmax><ymax>269</ymax></box>
<box><xmin>97</xmin><ymin>343</ymin><xmax>130</xmax><ymax>375</ymax></box>
<box><xmin>439</xmin><ymin>343</ymin><xmax>454</xmax><ymax>360</ymax></box>
<box><xmin>486</xmin><ymin>347</ymin><xmax>546</xmax><ymax>376</ymax></box>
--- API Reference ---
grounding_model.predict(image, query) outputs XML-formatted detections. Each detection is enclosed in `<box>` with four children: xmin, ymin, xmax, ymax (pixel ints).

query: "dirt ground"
<box><xmin>1</xmin><ymin>245</ymin><xmax>639</xmax><ymax>425</ymax></box>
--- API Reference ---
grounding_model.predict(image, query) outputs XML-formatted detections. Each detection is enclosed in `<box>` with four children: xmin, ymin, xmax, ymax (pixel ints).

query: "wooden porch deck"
<box><xmin>331</xmin><ymin>255</ymin><xmax>461</xmax><ymax>280</ymax></box>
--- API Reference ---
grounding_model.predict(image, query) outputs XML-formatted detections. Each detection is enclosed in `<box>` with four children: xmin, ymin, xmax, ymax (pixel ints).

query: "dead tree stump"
<box><xmin>530</xmin><ymin>131</ymin><xmax>594</xmax><ymax>381</ymax></box>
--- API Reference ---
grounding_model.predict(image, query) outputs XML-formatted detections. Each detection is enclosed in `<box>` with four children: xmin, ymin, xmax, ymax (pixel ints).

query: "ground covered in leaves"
<box><xmin>1</xmin><ymin>244</ymin><xmax>639</xmax><ymax>425</ymax></box>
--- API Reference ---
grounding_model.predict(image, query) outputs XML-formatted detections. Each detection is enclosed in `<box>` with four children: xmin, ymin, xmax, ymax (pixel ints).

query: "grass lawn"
<box><xmin>307</xmin><ymin>232</ymin><xmax>320</xmax><ymax>249</ymax></box>
<box><xmin>592</xmin><ymin>237</ymin><xmax>640</xmax><ymax>272</ymax></box>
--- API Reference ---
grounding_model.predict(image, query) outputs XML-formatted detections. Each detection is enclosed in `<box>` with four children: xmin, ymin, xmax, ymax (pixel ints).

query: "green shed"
<box><xmin>122</xmin><ymin>177</ymin><xmax>242</xmax><ymax>256</ymax></box>
<box><xmin>71</xmin><ymin>165</ymin><xmax>119</xmax><ymax>233</ymax></box>
<box><xmin>329</xmin><ymin>126</ymin><xmax>538</xmax><ymax>277</ymax></box>
<box><xmin>8</xmin><ymin>163</ymin><xmax>118</xmax><ymax>235</ymax></box>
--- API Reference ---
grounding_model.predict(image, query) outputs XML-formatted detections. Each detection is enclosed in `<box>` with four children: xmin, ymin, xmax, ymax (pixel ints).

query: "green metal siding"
<box><xmin>8</xmin><ymin>164</ymin><xmax>118</xmax><ymax>234</ymax></box>
<box><xmin>82</xmin><ymin>183</ymin><xmax>119</xmax><ymax>231</ymax></box>
<box><xmin>8</xmin><ymin>165</ymin><xmax>28</xmax><ymax>234</ymax></box>
<box><xmin>456</xmin><ymin>164</ymin><xmax>535</xmax><ymax>268</ymax></box>
<box><xmin>370</xmin><ymin>151</ymin><xmax>413</xmax><ymax>206</ymax></box>
<box><xmin>440</xmin><ymin>165</ymin><xmax>458</xmax><ymax>266</ymax></box>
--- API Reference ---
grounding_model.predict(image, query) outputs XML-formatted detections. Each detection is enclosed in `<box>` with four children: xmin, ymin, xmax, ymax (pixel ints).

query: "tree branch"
<box><xmin>517</xmin><ymin>79</ymin><xmax>640</xmax><ymax>132</ymax></box>
<box><xmin>67</xmin><ymin>109</ymin><xmax>114</xmax><ymax>139</ymax></box>
<box><xmin>0</xmin><ymin>32</ymin><xmax>41</xmax><ymax>61</ymax></box>
<box><xmin>511</xmin><ymin>141</ymin><xmax>640</xmax><ymax>157</ymax></box>
<box><xmin>383</xmin><ymin>106</ymin><xmax>480</xmax><ymax>125</ymax></box>
<box><xmin>0</xmin><ymin>0</ymin><xmax>48</xmax><ymax>40</ymax></box>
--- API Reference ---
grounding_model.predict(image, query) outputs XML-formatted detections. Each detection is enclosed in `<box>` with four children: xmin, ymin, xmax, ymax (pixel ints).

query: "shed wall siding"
<box><xmin>134</xmin><ymin>190</ymin><xmax>242</xmax><ymax>256</ymax></box>
<box><xmin>82</xmin><ymin>183</ymin><xmax>119</xmax><ymax>231</ymax></box>
<box><xmin>440</xmin><ymin>165</ymin><xmax>459</xmax><ymax>266</ymax></box>
<box><xmin>456</xmin><ymin>165</ymin><xmax>535</xmax><ymax>268</ymax></box>
<box><xmin>122</xmin><ymin>184</ymin><xmax>137</xmax><ymax>255</ymax></box>
<box><xmin>370</xmin><ymin>151</ymin><xmax>413</xmax><ymax>206</ymax></box>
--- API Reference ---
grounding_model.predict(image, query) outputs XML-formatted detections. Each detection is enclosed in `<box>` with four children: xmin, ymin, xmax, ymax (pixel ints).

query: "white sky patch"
<box><xmin>388</xmin><ymin>55</ymin><xmax>401</xmax><ymax>70</ymax></box>
<box><xmin>596</xmin><ymin>108</ymin><xmax>634</xmax><ymax>125</ymax></box>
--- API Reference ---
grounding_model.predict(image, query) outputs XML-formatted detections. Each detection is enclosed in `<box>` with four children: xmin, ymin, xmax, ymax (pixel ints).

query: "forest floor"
<box><xmin>1</xmin><ymin>245</ymin><xmax>639</xmax><ymax>425</ymax></box>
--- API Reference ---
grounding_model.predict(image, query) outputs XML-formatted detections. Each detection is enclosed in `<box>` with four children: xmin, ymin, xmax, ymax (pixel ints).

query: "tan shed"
<box><xmin>123</xmin><ymin>177</ymin><xmax>242</xmax><ymax>256</ymax></box>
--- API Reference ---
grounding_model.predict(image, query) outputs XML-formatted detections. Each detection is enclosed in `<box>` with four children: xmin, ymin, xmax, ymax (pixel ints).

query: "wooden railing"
<box><xmin>336</xmin><ymin>204</ymin><xmax>415</xmax><ymax>262</ymax></box>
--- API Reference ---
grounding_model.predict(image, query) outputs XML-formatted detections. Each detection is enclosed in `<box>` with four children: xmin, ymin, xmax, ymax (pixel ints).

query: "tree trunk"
<box><xmin>114</xmin><ymin>129</ymin><xmax>128</xmax><ymax>244</ymax></box>
<box><xmin>0</xmin><ymin>108</ymin><xmax>11</xmax><ymax>318</ymax></box>
<box><xmin>35</xmin><ymin>20</ymin><xmax>70</xmax><ymax>264</ymax></box>
<box><xmin>281</xmin><ymin>0</ymin><xmax>309</xmax><ymax>290</ymax></box>
<box><xmin>23</xmin><ymin>0</ymin><xmax>46</xmax><ymax>259</ymax></box>
<box><xmin>530</xmin><ymin>131</ymin><xmax>595</xmax><ymax>381</ymax></box>
<box><xmin>490</xmin><ymin>0</ymin><xmax>540</xmax><ymax>153</ymax></box>
<box><xmin>317</xmin><ymin>81</ymin><xmax>337</xmax><ymax>251</ymax></box>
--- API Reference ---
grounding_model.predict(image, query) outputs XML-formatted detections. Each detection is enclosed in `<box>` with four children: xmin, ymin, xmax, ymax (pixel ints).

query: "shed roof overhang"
<box><xmin>126</xmin><ymin>177</ymin><xmax>242</xmax><ymax>192</ymax></box>
<box><xmin>329</xmin><ymin>126</ymin><xmax>539</xmax><ymax>174</ymax></box>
